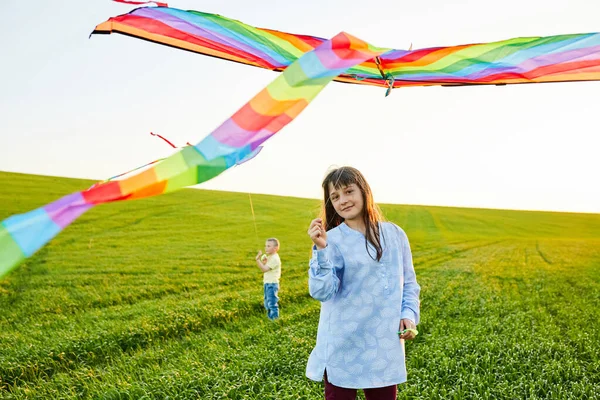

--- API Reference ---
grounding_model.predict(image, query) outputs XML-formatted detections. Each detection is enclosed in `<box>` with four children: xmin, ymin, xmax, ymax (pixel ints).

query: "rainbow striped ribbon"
<box><xmin>0</xmin><ymin>32</ymin><xmax>386</xmax><ymax>277</ymax></box>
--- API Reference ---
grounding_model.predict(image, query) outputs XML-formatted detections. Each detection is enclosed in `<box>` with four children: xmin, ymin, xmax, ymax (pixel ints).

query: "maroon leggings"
<box><xmin>324</xmin><ymin>371</ymin><xmax>397</xmax><ymax>400</ymax></box>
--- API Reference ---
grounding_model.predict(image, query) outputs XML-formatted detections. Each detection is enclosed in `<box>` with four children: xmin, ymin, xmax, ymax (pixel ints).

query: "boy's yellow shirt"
<box><xmin>263</xmin><ymin>253</ymin><xmax>281</xmax><ymax>283</ymax></box>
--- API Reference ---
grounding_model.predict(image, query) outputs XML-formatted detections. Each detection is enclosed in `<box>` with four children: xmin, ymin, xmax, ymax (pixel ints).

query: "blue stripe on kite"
<box><xmin>3</xmin><ymin>208</ymin><xmax>61</xmax><ymax>257</ymax></box>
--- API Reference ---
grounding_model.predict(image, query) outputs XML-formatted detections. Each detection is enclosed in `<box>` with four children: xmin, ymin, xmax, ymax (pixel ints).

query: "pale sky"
<box><xmin>1</xmin><ymin>0</ymin><xmax>599</xmax><ymax>213</ymax></box>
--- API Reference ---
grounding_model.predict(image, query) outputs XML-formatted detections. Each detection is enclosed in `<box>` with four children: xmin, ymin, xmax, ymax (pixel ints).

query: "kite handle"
<box><xmin>398</xmin><ymin>328</ymin><xmax>419</xmax><ymax>336</ymax></box>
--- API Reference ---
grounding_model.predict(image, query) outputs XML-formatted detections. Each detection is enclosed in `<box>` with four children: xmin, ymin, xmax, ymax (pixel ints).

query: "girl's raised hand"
<box><xmin>307</xmin><ymin>218</ymin><xmax>327</xmax><ymax>249</ymax></box>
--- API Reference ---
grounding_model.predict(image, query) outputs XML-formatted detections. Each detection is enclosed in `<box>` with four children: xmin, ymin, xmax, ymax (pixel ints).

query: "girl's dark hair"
<box><xmin>320</xmin><ymin>167</ymin><xmax>385</xmax><ymax>261</ymax></box>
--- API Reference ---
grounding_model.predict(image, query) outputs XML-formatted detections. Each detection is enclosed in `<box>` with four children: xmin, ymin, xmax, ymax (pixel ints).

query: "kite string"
<box><xmin>99</xmin><ymin>132</ymin><xmax>180</xmax><ymax>184</ymax></box>
<box><xmin>248</xmin><ymin>193</ymin><xmax>260</xmax><ymax>246</ymax></box>
<box><xmin>104</xmin><ymin>158</ymin><xmax>165</xmax><ymax>182</ymax></box>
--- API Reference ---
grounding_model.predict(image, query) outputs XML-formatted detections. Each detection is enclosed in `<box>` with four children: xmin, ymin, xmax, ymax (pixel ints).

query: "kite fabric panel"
<box><xmin>92</xmin><ymin>6</ymin><xmax>600</xmax><ymax>89</ymax></box>
<box><xmin>0</xmin><ymin>33</ymin><xmax>386</xmax><ymax>277</ymax></box>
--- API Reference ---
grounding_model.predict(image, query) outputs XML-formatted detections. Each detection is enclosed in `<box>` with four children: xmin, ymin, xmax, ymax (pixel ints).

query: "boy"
<box><xmin>254</xmin><ymin>238</ymin><xmax>281</xmax><ymax>320</ymax></box>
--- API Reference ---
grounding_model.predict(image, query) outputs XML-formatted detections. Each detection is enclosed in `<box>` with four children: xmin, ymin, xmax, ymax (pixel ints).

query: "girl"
<box><xmin>306</xmin><ymin>166</ymin><xmax>420</xmax><ymax>400</ymax></box>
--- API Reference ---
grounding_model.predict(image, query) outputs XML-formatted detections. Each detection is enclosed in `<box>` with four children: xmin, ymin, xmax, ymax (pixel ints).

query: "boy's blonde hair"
<box><xmin>267</xmin><ymin>238</ymin><xmax>280</xmax><ymax>248</ymax></box>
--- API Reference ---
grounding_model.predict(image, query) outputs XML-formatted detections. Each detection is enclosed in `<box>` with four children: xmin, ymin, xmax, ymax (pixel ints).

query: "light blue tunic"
<box><xmin>305</xmin><ymin>222</ymin><xmax>420</xmax><ymax>389</ymax></box>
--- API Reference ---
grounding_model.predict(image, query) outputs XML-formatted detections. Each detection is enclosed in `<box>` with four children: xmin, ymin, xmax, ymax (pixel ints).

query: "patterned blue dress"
<box><xmin>306</xmin><ymin>222</ymin><xmax>420</xmax><ymax>389</ymax></box>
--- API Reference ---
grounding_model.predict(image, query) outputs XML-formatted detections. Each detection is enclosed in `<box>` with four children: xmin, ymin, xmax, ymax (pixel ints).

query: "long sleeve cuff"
<box><xmin>312</xmin><ymin>245</ymin><xmax>333</xmax><ymax>269</ymax></box>
<box><xmin>400</xmin><ymin>308</ymin><xmax>419</xmax><ymax>325</ymax></box>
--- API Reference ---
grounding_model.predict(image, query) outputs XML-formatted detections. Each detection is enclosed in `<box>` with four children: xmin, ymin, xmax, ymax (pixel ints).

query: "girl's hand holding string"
<box><xmin>308</xmin><ymin>218</ymin><xmax>327</xmax><ymax>249</ymax></box>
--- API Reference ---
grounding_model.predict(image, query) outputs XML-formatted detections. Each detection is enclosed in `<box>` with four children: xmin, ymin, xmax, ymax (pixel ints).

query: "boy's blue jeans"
<box><xmin>263</xmin><ymin>283</ymin><xmax>280</xmax><ymax>320</ymax></box>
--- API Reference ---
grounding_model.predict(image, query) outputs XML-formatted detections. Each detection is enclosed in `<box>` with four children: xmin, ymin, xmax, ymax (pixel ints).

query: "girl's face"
<box><xmin>328</xmin><ymin>183</ymin><xmax>364</xmax><ymax>221</ymax></box>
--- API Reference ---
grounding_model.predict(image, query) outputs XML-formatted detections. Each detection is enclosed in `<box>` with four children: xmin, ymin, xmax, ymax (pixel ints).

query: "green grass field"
<box><xmin>0</xmin><ymin>171</ymin><xmax>599</xmax><ymax>399</ymax></box>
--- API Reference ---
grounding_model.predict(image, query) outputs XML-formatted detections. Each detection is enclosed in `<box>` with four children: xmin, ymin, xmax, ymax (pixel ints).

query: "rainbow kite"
<box><xmin>92</xmin><ymin>6</ymin><xmax>600</xmax><ymax>92</ymax></box>
<box><xmin>0</xmin><ymin>32</ymin><xmax>386</xmax><ymax>277</ymax></box>
<box><xmin>2</xmin><ymin>4</ymin><xmax>600</xmax><ymax>277</ymax></box>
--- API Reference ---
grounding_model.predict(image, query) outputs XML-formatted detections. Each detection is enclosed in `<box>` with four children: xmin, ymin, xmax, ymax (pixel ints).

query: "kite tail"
<box><xmin>0</xmin><ymin>32</ymin><xmax>387</xmax><ymax>277</ymax></box>
<box><xmin>150</xmin><ymin>132</ymin><xmax>177</xmax><ymax>148</ymax></box>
